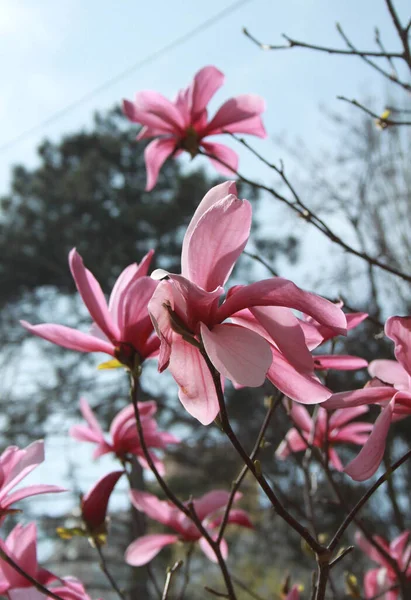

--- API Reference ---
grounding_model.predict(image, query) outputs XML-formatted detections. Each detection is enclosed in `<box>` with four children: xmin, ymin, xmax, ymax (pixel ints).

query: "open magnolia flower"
<box><xmin>324</xmin><ymin>316</ymin><xmax>411</xmax><ymax>481</ymax></box>
<box><xmin>149</xmin><ymin>181</ymin><xmax>347</xmax><ymax>424</ymax></box>
<box><xmin>276</xmin><ymin>403</ymin><xmax>373</xmax><ymax>470</ymax></box>
<box><xmin>0</xmin><ymin>523</ymin><xmax>101</xmax><ymax>599</ymax></box>
<box><xmin>125</xmin><ymin>489</ymin><xmax>252</xmax><ymax>566</ymax></box>
<box><xmin>21</xmin><ymin>249</ymin><xmax>159</xmax><ymax>367</ymax></box>
<box><xmin>356</xmin><ymin>530</ymin><xmax>411</xmax><ymax>600</ymax></box>
<box><xmin>0</xmin><ymin>441</ymin><xmax>65</xmax><ymax>521</ymax></box>
<box><xmin>123</xmin><ymin>65</ymin><xmax>266</xmax><ymax>190</ymax></box>
<box><xmin>70</xmin><ymin>398</ymin><xmax>179</xmax><ymax>475</ymax></box>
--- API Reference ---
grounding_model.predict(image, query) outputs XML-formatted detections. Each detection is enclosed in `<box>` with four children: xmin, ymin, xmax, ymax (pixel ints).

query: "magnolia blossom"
<box><xmin>149</xmin><ymin>181</ymin><xmax>347</xmax><ymax>424</ymax></box>
<box><xmin>276</xmin><ymin>404</ymin><xmax>372</xmax><ymax>470</ymax></box>
<box><xmin>0</xmin><ymin>441</ymin><xmax>65</xmax><ymax>521</ymax></box>
<box><xmin>324</xmin><ymin>316</ymin><xmax>411</xmax><ymax>480</ymax></box>
<box><xmin>123</xmin><ymin>65</ymin><xmax>266</xmax><ymax>190</ymax></box>
<box><xmin>0</xmin><ymin>523</ymin><xmax>100</xmax><ymax>599</ymax></box>
<box><xmin>285</xmin><ymin>587</ymin><xmax>301</xmax><ymax>600</ymax></box>
<box><xmin>70</xmin><ymin>398</ymin><xmax>179</xmax><ymax>474</ymax></box>
<box><xmin>356</xmin><ymin>530</ymin><xmax>411</xmax><ymax>600</ymax></box>
<box><xmin>125</xmin><ymin>489</ymin><xmax>252</xmax><ymax>566</ymax></box>
<box><xmin>81</xmin><ymin>471</ymin><xmax>124</xmax><ymax>534</ymax></box>
<box><xmin>21</xmin><ymin>249</ymin><xmax>159</xmax><ymax>366</ymax></box>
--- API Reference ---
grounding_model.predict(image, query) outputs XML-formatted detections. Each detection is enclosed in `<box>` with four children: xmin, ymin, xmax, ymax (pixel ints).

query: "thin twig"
<box><xmin>162</xmin><ymin>561</ymin><xmax>183</xmax><ymax>600</ymax></box>
<box><xmin>94</xmin><ymin>542</ymin><xmax>126</xmax><ymax>600</ymax></box>
<box><xmin>338</xmin><ymin>96</ymin><xmax>411</xmax><ymax>126</ymax></box>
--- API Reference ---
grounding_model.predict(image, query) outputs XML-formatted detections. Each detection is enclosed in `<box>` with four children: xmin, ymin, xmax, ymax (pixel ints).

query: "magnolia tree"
<box><xmin>2</xmin><ymin>2</ymin><xmax>411</xmax><ymax>599</ymax></box>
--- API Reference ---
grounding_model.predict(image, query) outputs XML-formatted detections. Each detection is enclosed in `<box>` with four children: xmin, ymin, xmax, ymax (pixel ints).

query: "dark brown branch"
<box><xmin>94</xmin><ymin>542</ymin><xmax>126</xmax><ymax>600</ymax></box>
<box><xmin>338</xmin><ymin>96</ymin><xmax>411</xmax><ymax>126</ymax></box>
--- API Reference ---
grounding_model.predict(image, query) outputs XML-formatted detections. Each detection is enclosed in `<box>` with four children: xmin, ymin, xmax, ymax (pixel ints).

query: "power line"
<box><xmin>0</xmin><ymin>0</ymin><xmax>252</xmax><ymax>155</ymax></box>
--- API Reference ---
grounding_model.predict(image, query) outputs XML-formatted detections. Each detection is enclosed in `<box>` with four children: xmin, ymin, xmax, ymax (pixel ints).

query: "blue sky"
<box><xmin>1</xmin><ymin>0</ymin><xmax>409</xmax><ymax>196</ymax></box>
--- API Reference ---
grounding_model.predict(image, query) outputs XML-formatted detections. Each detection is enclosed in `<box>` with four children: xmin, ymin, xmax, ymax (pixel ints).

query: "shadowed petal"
<box><xmin>182</xmin><ymin>181</ymin><xmax>237</xmax><ymax>278</ymax></box>
<box><xmin>125</xmin><ymin>534</ymin><xmax>179</xmax><ymax>566</ymax></box>
<box><xmin>369</xmin><ymin>359</ymin><xmax>409</xmax><ymax>389</ymax></box>
<box><xmin>129</xmin><ymin>490</ymin><xmax>176</xmax><ymax>529</ymax></box>
<box><xmin>144</xmin><ymin>138</ymin><xmax>177</xmax><ymax>191</ymax></box>
<box><xmin>169</xmin><ymin>337</ymin><xmax>219</xmax><ymax>425</ymax></box>
<box><xmin>201</xmin><ymin>323</ymin><xmax>271</xmax><ymax>386</ymax></box>
<box><xmin>184</xmin><ymin>194</ymin><xmax>251</xmax><ymax>290</ymax></box>
<box><xmin>218</xmin><ymin>278</ymin><xmax>347</xmax><ymax>335</ymax></box>
<box><xmin>323</xmin><ymin>387</ymin><xmax>396</xmax><ymax>410</ymax></box>
<box><xmin>192</xmin><ymin>490</ymin><xmax>234</xmax><ymax>521</ymax></box>
<box><xmin>314</xmin><ymin>355</ymin><xmax>368</xmax><ymax>371</ymax></box>
<box><xmin>329</xmin><ymin>406</ymin><xmax>369</xmax><ymax>429</ymax></box>
<box><xmin>20</xmin><ymin>322</ymin><xmax>115</xmax><ymax>355</ymax></box>
<box><xmin>201</xmin><ymin>141</ymin><xmax>239</xmax><ymax>176</ymax></box>
<box><xmin>386</xmin><ymin>316</ymin><xmax>411</xmax><ymax>377</ymax></box>
<box><xmin>345</xmin><ymin>399</ymin><xmax>395</xmax><ymax>481</ymax></box>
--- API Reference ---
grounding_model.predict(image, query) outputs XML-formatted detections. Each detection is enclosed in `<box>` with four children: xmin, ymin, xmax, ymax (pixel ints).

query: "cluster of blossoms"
<box><xmin>2</xmin><ymin>65</ymin><xmax>410</xmax><ymax>599</ymax></box>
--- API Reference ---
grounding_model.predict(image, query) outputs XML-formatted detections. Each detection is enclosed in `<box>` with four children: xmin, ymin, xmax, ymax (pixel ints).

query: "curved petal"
<box><xmin>121</xmin><ymin>276</ymin><xmax>158</xmax><ymax>350</ymax></box>
<box><xmin>189</xmin><ymin>66</ymin><xmax>225</xmax><ymax>122</ymax></box>
<box><xmin>205</xmin><ymin>95</ymin><xmax>266</xmax><ymax>137</ymax></box>
<box><xmin>129</xmin><ymin>490</ymin><xmax>176</xmax><ymax>528</ymax></box>
<box><xmin>251</xmin><ymin>306</ymin><xmax>314</xmax><ymax>374</ymax></box>
<box><xmin>192</xmin><ymin>490</ymin><xmax>233</xmax><ymax>521</ymax></box>
<box><xmin>385</xmin><ymin>316</ymin><xmax>411</xmax><ymax>377</ymax></box>
<box><xmin>125</xmin><ymin>534</ymin><xmax>179</xmax><ymax>566</ymax></box>
<box><xmin>276</xmin><ymin>429</ymin><xmax>310</xmax><ymax>458</ymax></box>
<box><xmin>201</xmin><ymin>141</ymin><xmax>239</xmax><ymax>176</ymax></box>
<box><xmin>81</xmin><ymin>471</ymin><xmax>123</xmax><ymax>530</ymax></box>
<box><xmin>369</xmin><ymin>359</ymin><xmax>409</xmax><ymax>389</ymax></box>
<box><xmin>69</xmin><ymin>249</ymin><xmax>119</xmax><ymax>341</ymax></box>
<box><xmin>79</xmin><ymin>398</ymin><xmax>104</xmax><ymax>436</ymax></box>
<box><xmin>168</xmin><ymin>337</ymin><xmax>219</xmax><ymax>425</ymax></box>
<box><xmin>323</xmin><ymin>387</ymin><xmax>396</xmax><ymax>410</ymax></box>
<box><xmin>329</xmin><ymin>406</ymin><xmax>369</xmax><ymax>429</ymax></box>
<box><xmin>3</xmin><ymin>485</ymin><xmax>66</xmax><ymax>508</ymax></box>
<box><xmin>218</xmin><ymin>279</ymin><xmax>347</xmax><ymax>335</ymax></box>
<box><xmin>182</xmin><ymin>181</ymin><xmax>237</xmax><ymax>278</ymax></box>
<box><xmin>201</xmin><ymin>323</ymin><xmax>271</xmax><ymax>387</ymax></box>
<box><xmin>21</xmin><ymin>322</ymin><xmax>115</xmax><ymax>355</ymax></box>
<box><xmin>144</xmin><ymin>138</ymin><xmax>177</xmax><ymax>191</ymax></box>
<box><xmin>184</xmin><ymin>194</ymin><xmax>251</xmax><ymax>291</ymax></box>
<box><xmin>345</xmin><ymin>399</ymin><xmax>395</xmax><ymax>481</ymax></box>
<box><xmin>208</xmin><ymin>508</ymin><xmax>253</xmax><ymax>530</ymax></box>
<box><xmin>314</xmin><ymin>355</ymin><xmax>368</xmax><ymax>371</ymax></box>
<box><xmin>69</xmin><ymin>425</ymin><xmax>102</xmax><ymax>444</ymax></box>
<box><xmin>287</xmin><ymin>403</ymin><xmax>312</xmax><ymax>432</ymax></box>
<box><xmin>199</xmin><ymin>535</ymin><xmax>228</xmax><ymax>562</ymax></box>
<box><xmin>123</xmin><ymin>91</ymin><xmax>185</xmax><ymax>132</ymax></box>
<box><xmin>268</xmin><ymin>347</ymin><xmax>331</xmax><ymax>404</ymax></box>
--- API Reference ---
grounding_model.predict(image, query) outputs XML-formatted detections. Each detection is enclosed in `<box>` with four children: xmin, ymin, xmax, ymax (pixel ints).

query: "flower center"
<box><xmin>180</xmin><ymin>126</ymin><xmax>200</xmax><ymax>158</ymax></box>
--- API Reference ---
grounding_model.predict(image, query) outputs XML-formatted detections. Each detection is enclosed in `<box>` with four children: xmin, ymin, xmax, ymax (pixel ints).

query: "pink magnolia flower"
<box><xmin>125</xmin><ymin>489</ymin><xmax>253</xmax><ymax>566</ymax></box>
<box><xmin>300</xmin><ymin>307</ymin><xmax>368</xmax><ymax>371</ymax></box>
<box><xmin>70</xmin><ymin>398</ymin><xmax>179</xmax><ymax>475</ymax></box>
<box><xmin>324</xmin><ymin>316</ymin><xmax>411</xmax><ymax>480</ymax></box>
<box><xmin>356</xmin><ymin>530</ymin><xmax>411</xmax><ymax>600</ymax></box>
<box><xmin>81</xmin><ymin>471</ymin><xmax>124</xmax><ymax>535</ymax></box>
<box><xmin>149</xmin><ymin>181</ymin><xmax>347</xmax><ymax>424</ymax></box>
<box><xmin>285</xmin><ymin>586</ymin><xmax>301</xmax><ymax>600</ymax></box>
<box><xmin>0</xmin><ymin>523</ymin><xmax>101</xmax><ymax>599</ymax></box>
<box><xmin>276</xmin><ymin>404</ymin><xmax>373</xmax><ymax>470</ymax></box>
<box><xmin>21</xmin><ymin>249</ymin><xmax>159</xmax><ymax>367</ymax></box>
<box><xmin>123</xmin><ymin>65</ymin><xmax>267</xmax><ymax>190</ymax></box>
<box><xmin>0</xmin><ymin>441</ymin><xmax>65</xmax><ymax>521</ymax></box>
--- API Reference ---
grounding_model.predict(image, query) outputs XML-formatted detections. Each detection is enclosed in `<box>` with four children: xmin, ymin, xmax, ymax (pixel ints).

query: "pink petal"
<box><xmin>144</xmin><ymin>138</ymin><xmax>177</xmax><ymax>191</ymax></box>
<box><xmin>268</xmin><ymin>347</ymin><xmax>332</xmax><ymax>404</ymax></box>
<box><xmin>208</xmin><ymin>508</ymin><xmax>253</xmax><ymax>530</ymax></box>
<box><xmin>329</xmin><ymin>406</ymin><xmax>370</xmax><ymax>429</ymax></box>
<box><xmin>323</xmin><ymin>386</ymin><xmax>396</xmax><ymax>410</ymax></box>
<box><xmin>200</xmin><ymin>323</ymin><xmax>272</xmax><ymax>387</ymax></box>
<box><xmin>120</xmin><ymin>276</ymin><xmax>158</xmax><ymax>349</ymax></box>
<box><xmin>201</xmin><ymin>141</ymin><xmax>239</xmax><ymax>176</ymax></box>
<box><xmin>385</xmin><ymin>316</ymin><xmax>411</xmax><ymax>377</ymax></box>
<box><xmin>276</xmin><ymin>429</ymin><xmax>310</xmax><ymax>458</ymax></box>
<box><xmin>1</xmin><ymin>523</ymin><xmax>38</xmax><ymax>585</ymax></box>
<box><xmin>314</xmin><ymin>354</ymin><xmax>368</xmax><ymax>370</ymax></box>
<box><xmin>69</xmin><ymin>425</ymin><xmax>102</xmax><ymax>444</ymax></box>
<box><xmin>347</xmin><ymin>312</ymin><xmax>369</xmax><ymax>330</ymax></box>
<box><xmin>218</xmin><ymin>279</ymin><xmax>347</xmax><ymax>335</ymax></box>
<box><xmin>79</xmin><ymin>398</ymin><xmax>104</xmax><ymax>436</ymax></box>
<box><xmin>8</xmin><ymin>589</ymin><xmax>46</xmax><ymax>600</ymax></box>
<box><xmin>3</xmin><ymin>485</ymin><xmax>66</xmax><ymax>508</ymax></box>
<box><xmin>355</xmin><ymin>531</ymin><xmax>391</xmax><ymax>567</ymax></box>
<box><xmin>285</xmin><ymin>586</ymin><xmax>301</xmax><ymax>600</ymax></box>
<box><xmin>69</xmin><ymin>249</ymin><xmax>119</xmax><ymax>341</ymax></box>
<box><xmin>329</xmin><ymin>448</ymin><xmax>344</xmax><ymax>471</ymax></box>
<box><xmin>345</xmin><ymin>399</ymin><xmax>395</xmax><ymax>481</ymax></box>
<box><xmin>148</xmin><ymin>280</ymin><xmax>177</xmax><ymax>372</ymax></box>
<box><xmin>199</xmin><ymin>536</ymin><xmax>228</xmax><ymax>562</ymax></box>
<box><xmin>129</xmin><ymin>490</ymin><xmax>177</xmax><ymax>529</ymax></box>
<box><xmin>181</xmin><ymin>181</ymin><xmax>237</xmax><ymax>279</ymax></box>
<box><xmin>168</xmin><ymin>337</ymin><xmax>219</xmax><ymax>425</ymax></box>
<box><xmin>390</xmin><ymin>531</ymin><xmax>410</xmax><ymax>560</ymax></box>
<box><xmin>184</xmin><ymin>193</ymin><xmax>251</xmax><ymax>291</ymax></box>
<box><xmin>81</xmin><ymin>471</ymin><xmax>123</xmax><ymax>530</ymax></box>
<box><xmin>192</xmin><ymin>490</ymin><xmax>233</xmax><ymax>521</ymax></box>
<box><xmin>251</xmin><ymin>306</ymin><xmax>314</xmax><ymax>374</ymax></box>
<box><xmin>369</xmin><ymin>359</ymin><xmax>409</xmax><ymax>389</ymax></box>
<box><xmin>21</xmin><ymin>321</ymin><xmax>115</xmax><ymax>355</ymax></box>
<box><xmin>123</xmin><ymin>91</ymin><xmax>185</xmax><ymax>132</ymax></box>
<box><xmin>189</xmin><ymin>66</ymin><xmax>225</xmax><ymax>122</ymax></box>
<box><xmin>205</xmin><ymin>95</ymin><xmax>266</xmax><ymax>137</ymax></box>
<box><xmin>125</xmin><ymin>534</ymin><xmax>179</xmax><ymax>566</ymax></box>
<box><xmin>287</xmin><ymin>403</ymin><xmax>313</xmax><ymax>432</ymax></box>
